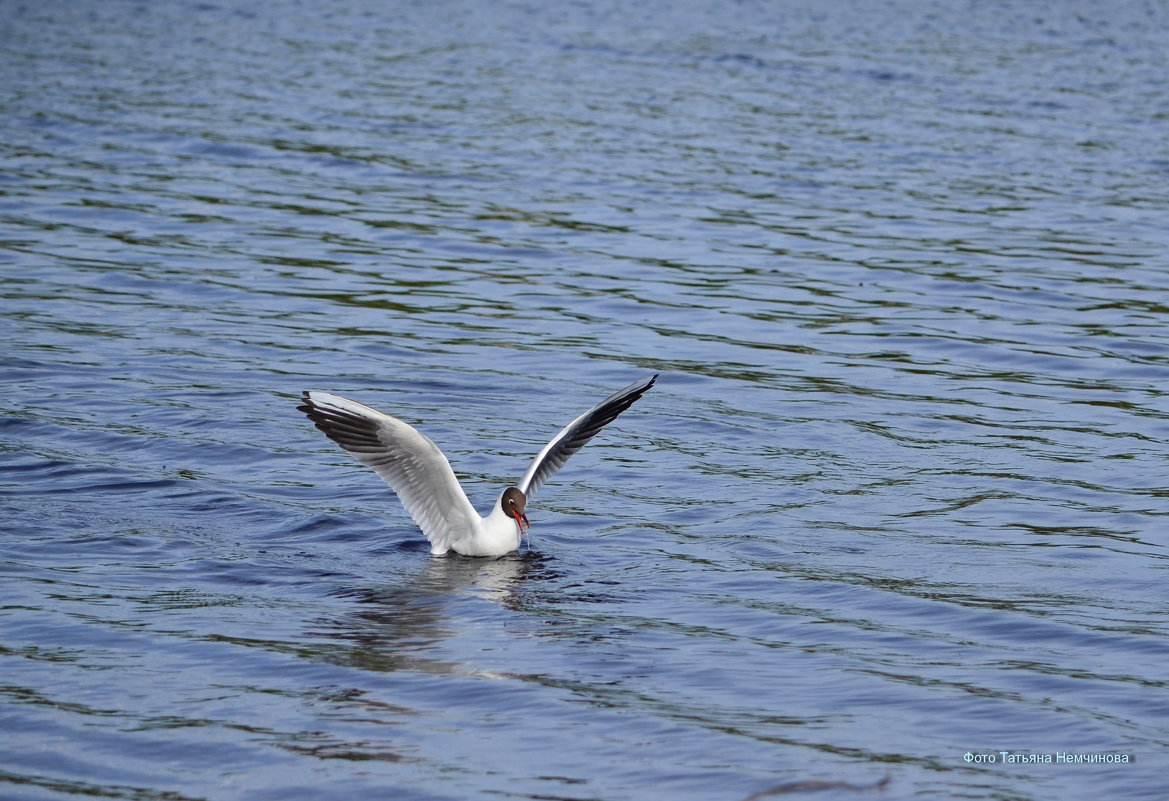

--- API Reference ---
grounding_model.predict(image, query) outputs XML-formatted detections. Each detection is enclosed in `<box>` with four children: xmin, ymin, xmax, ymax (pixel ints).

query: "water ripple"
<box><xmin>3</xmin><ymin>1</ymin><xmax>1167</xmax><ymax>799</ymax></box>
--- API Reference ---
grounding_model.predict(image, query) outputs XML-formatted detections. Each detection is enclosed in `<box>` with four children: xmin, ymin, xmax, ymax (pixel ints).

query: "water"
<box><xmin>2</xmin><ymin>1</ymin><xmax>1167</xmax><ymax>799</ymax></box>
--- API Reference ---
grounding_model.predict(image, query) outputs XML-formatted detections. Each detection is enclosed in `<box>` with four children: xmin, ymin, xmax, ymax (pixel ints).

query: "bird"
<box><xmin>298</xmin><ymin>374</ymin><xmax>657</xmax><ymax>556</ymax></box>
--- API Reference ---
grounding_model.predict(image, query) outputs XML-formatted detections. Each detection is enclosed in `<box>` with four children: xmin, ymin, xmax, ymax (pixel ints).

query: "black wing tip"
<box><xmin>297</xmin><ymin>390</ymin><xmax>346</xmax><ymax>424</ymax></box>
<box><xmin>605</xmin><ymin>373</ymin><xmax>657</xmax><ymax>412</ymax></box>
<box><xmin>297</xmin><ymin>390</ymin><xmax>324</xmax><ymax>419</ymax></box>
<box><xmin>570</xmin><ymin>372</ymin><xmax>658</xmax><ymax>443</ymax></box>
<box><xmin>296</xmin><ymin>391</ymin><xmax>386</xmax><ymax>453</ymax></box>
<box><xmin>633</xmin><ymin>373</ymin><xmax>658</xmax><ymax>397</ymax></box>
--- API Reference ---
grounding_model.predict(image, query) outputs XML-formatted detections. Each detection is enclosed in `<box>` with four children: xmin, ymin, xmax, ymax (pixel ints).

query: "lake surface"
<box><xmin>2</xmin><ymin>1</ymin><xmax>1167</xmax><ymax>799</ymax></box>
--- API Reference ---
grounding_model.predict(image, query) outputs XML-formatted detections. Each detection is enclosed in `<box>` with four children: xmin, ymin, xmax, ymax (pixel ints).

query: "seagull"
<box><xmin>298</xmin><ymin>374</ymin><xmax>657</xmax><ymax>556</ymax></box>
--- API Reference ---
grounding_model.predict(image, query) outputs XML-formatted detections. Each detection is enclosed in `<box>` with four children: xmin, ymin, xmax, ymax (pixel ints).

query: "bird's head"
<box><xmin>501</xmin><ymin>486</ymin><xmax>530</xmax><ymax>533</ymax></box>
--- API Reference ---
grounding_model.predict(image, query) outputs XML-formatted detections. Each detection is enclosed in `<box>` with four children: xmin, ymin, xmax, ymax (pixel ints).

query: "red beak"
<box><xmin>512</xmin><ymin>510</ymin><xmax>530</xmax><ymax>531</ymax></box>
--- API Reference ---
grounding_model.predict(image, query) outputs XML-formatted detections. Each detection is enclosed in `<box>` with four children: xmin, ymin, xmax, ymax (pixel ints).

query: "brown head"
<box><xmin>501</xmin><ymin>486</ymin><xmax>530</xmax><ymax>533</ymax></box>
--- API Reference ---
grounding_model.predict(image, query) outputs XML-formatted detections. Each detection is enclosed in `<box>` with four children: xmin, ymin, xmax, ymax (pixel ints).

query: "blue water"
<box><xmin>3</xmin><ymin>1</ymin><xmax>1167</xmax><ymax>799</ymax></box>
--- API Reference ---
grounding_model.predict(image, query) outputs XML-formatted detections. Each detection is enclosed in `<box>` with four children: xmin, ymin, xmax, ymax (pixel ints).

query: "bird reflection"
<box><xmin>306</xmin><ymin>551</ymin><xmax>558</xmax><ymax>674</ymax></box>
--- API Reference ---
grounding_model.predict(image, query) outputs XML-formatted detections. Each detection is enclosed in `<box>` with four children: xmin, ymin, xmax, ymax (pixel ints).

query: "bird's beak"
<box><xmin>512</xmin><ymin>510</ymin><xmax>530</xmax><ymax>530</ymax></box>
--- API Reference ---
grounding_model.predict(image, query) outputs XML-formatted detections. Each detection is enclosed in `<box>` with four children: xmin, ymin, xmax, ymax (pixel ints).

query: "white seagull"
<box><xmin>298</xmin><ymin>374</ymin><xmax>657</xmax><ymax>556</ymax></box>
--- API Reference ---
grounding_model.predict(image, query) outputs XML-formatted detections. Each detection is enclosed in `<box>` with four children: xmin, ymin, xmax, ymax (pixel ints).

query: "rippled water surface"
<box><xmin>3</xmin><ymin>1</ymin><xmax>1168</xmax><ymax>799</ymax></box>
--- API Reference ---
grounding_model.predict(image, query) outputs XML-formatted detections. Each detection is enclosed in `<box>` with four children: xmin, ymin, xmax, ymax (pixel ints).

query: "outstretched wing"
<box><xmin>517</xmin><ymin>374</ymin><xmax>657</xmax><ymax>499</ymax></box>
<box><xmin>298</xmin><ymin>391</ymin><xmax>479</xmax><ymax>555</ymax></box>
